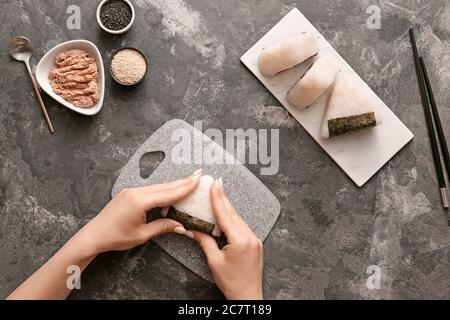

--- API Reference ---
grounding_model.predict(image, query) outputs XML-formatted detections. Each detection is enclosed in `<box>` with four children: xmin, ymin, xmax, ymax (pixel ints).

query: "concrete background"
<box><xmin>0</xmin><ymin>0</ymin><xmax>449</xmax><ymax>299</ymax></box>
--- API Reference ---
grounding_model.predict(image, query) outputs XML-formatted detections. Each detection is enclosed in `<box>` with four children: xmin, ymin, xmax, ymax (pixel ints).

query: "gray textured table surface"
<box><xmin>0</xmin><ymin>0</ymin><xmax>449</xmax><ymax>299</ymax></box>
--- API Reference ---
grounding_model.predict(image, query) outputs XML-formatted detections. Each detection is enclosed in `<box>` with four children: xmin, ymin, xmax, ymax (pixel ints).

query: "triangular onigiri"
<box><xmin>162</xmin><ymin>175</ymin><xmax>221</xmax><ymax>237</ymax></box>
<box><xmin>258</xmin><ymin>32</ymin><xmax>319</xmax><ymax>77</ymax></box>
<box><xmin>287</xmin><ymin>55</ymin><xmax>339</xmax><ymax>110</ymax></box>
<box><xmin>321</xmin><ymin>75</ymin><xmax>379</xmax><ymax>139</ymax></box>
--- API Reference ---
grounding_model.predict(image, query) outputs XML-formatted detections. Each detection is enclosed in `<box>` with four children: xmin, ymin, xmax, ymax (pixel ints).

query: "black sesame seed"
<box><xmin>100</xmin><ymin>0</ymin><xmax>132</xmax><ymax>31</ymax></box>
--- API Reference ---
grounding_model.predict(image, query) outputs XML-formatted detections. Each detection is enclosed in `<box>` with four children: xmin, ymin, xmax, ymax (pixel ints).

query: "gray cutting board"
<box><xmin>112</xmin><ymin>119</ymin><xmax>281</xmax><ymax>282</ymax></box>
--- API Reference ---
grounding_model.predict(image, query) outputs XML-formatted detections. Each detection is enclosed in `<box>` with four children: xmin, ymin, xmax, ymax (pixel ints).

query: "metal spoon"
<box><xmin>9</xmin><ymin>36</ymin><xmax>54</xmax><ymax>134</ymax></box>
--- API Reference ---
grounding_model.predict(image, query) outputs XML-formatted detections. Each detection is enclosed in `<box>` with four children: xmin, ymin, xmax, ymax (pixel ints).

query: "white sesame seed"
<box><xmin>111</xmin><ymin>49</ymin><xmax>147</xmax><ymax>85</ymax></box>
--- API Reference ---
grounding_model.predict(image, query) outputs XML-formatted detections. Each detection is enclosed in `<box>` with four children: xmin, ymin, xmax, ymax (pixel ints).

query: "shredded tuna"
<box><xmin>49</xmin><ymin>49</ymin><xmax>99</xmax><ymax>108</ymax></box>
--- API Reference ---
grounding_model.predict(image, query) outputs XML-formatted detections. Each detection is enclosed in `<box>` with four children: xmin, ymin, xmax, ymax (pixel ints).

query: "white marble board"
<box><xmin>240</xmin><ymin>8</ymin><xmax>414</xmax><ymax>187</ymax></box>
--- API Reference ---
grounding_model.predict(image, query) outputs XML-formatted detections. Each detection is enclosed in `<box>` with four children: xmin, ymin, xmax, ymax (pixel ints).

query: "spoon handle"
<box><xmin>25</xmin><ymin>61</ymin><xmax>55</xmax><ymax>134</ymax></box>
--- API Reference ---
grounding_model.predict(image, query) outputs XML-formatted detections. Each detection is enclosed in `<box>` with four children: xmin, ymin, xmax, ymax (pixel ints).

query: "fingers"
<box><xmin>138</xmin><ymin>218</ymin><xmax>186</xmax><ymax>242</ymax></box>
<box><xmin>210</xmin><ymin>180</ymin><xmax>237</xmax><ymax>240</ymax></box>
<box><xmin>141</xmin><ymin>221</ymin><xmax>223</xmax><ymax>262</ymax></box>
<box><xmin>147</xmin><ymin>175</ymin><xmax>201</xmax><ymax>209</ymax></box>
<box><xmin>135</xmin><ymin>169</ymin><xmax>203</xmax><ymax>195</ymax></box>
<box><xmin>133</xmin><ymin>171</ymin><xmax>202</xmax><ymax>211</ymax></box>
<box><xmin>216</xmin><ymin>179</ymin><xmax>250</xmax><ymax>231</ymax></box>
<box><xmin>210</xmin><ymin>179</ymin><xmax>250</xmax><ymax>242</ymax></box>
<box><xmin>192</xmin><ymin>231</ymin><xmax>221</xmax><ymax>261</ymax></box>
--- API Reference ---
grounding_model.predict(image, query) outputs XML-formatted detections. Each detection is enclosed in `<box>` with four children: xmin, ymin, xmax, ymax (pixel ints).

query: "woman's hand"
<box><xmin>192</xmin><ymin>178</ymin><xmax>264</xmax><ymax>300</ymax></box>
<box><xmin>77</xmin><ymin>170</ymin><xmax>202</xmax><ymax>256</ymax></box>
<box><xmin>6</xmin><ymin>171</ymin><xmax>201</xmax><ymax>300</ymax></box>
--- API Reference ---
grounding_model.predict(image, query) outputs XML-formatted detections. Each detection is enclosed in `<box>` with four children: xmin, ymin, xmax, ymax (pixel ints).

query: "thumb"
<box><xmin>139</xmin><ymin>218</ymin><xmax>183</xmax><ymax>241</ymax></box>
<box><xmin>192</xmin><ymin>231</ymin><xmax>221</xmax><ymax>260</ymax></box>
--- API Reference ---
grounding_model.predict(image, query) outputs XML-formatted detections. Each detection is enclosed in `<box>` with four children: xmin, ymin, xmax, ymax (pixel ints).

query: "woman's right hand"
<box><xmin>192</xmin><ymin>178</ymin><xmax>264</xmax><ymax>300</ymax></box>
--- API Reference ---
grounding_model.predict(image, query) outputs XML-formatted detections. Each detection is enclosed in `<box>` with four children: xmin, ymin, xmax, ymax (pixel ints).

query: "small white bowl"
<box><xmin>36</xmin><ymin>40</ymin><xmax>105</xmax><ymax>116</ymax></box>
<box><xmin>96</xmin><ymin>0</ymin><xmax>135</xmax><ymax>35</ymax></box>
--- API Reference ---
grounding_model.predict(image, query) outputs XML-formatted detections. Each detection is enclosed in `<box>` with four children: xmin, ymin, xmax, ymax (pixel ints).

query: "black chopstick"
<box><xmin>420</xmin><ymin>57</ymin><xmax>450</xmax><ymax>183</ymax></box>
<box><xmin>409</xmin><ymin>28</ymin><xmax>449</xmax><ymax>209</ymax></box>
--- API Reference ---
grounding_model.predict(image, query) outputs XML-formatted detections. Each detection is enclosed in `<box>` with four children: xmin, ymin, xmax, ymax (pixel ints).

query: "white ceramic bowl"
<box><xmin>96</xmin><ymin>0</ymin><xmax>135</xmax><ymax>35</ymax></box>
<box><xmin>36</xmin><ymin>40</ymin><xmax>105</xmax><ymax>116</ymax></box>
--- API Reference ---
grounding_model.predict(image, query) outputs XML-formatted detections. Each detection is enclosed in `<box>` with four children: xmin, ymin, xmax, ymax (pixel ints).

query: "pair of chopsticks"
<box><xmin>409</xmin><ymin>27</ymin><xmax>450</xmax><ymax>213</ymax></box>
